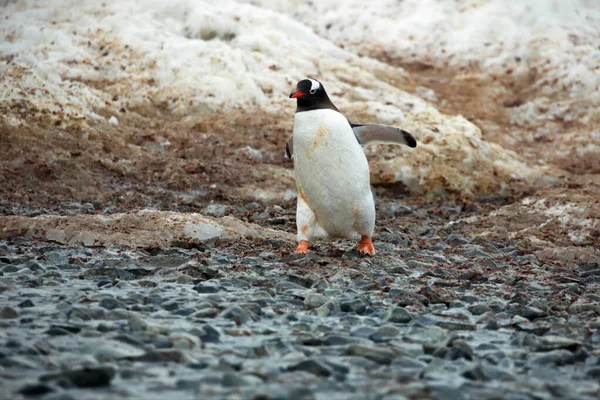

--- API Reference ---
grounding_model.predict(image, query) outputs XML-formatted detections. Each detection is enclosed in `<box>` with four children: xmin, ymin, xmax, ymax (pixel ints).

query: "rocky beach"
<box><xmin>1</xmin><ymin>1</ymin><xmax>599</xmax><ymax>399</ymax></box>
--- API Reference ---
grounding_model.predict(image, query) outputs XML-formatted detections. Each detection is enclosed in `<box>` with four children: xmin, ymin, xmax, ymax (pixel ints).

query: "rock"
<box><xmin>131</xmin><ymin>350</ymin><xmax>189</xmax><ymax>363</ymax></box>
<box><xmin>191</xmin><ymin>308</ymin><xmax>219</xmax><ymax>318</ymax></box>
<box><xmin>351</xmin><ymin>326</ymin><xmax>378</xmax><ymax>339</ymax></box>
<box><xmin>288</xmin><ymin>359</ymin><xmax>332</xmax><ymax>377</ymax></box>
<box><xmin>529</xmin><ymin>350</ymin><xmax>575</xmax><ymax>366</ymax></box>
<box><xmin>587</xmin><ymin>366</ymin><xmax>600</xmax><ymax>380</ymax></box>
<box><xmin>536</xmin><ymin>336</ymin><xmax>583</xmax><ymax>352</ymax></box>
<box><xmin>198</xmin><ymin>325</ymin><xmax>221</xmax><ymax>343</ymax></box>
<box><xmin>98</xmin><ymin>297</ymin><xmax>127</xmax><ymax>310</ymax></box>
<box><xmin>169</xmin><ymin>332</ymin><xmax>200</xmax><ymax>349</ymax></box>
<box><xmin>0</xmin><ymin>306</ymin><xmax>19</xmax><ymax>319</ymax></box>
<box><xmin>18</xmin><ymin>383</ymin><xmax>55</xmax><ymax>396</ymax></box>
<box><xmin>435</xmin><ymin>319</ymin><xmax>474</xmax><ymax>331</ymax></box>
<box><xmin>219</xmin><ymin>305</ymin><xmax>253</xmax><ymax>324</ymax></box>
<box><xmin>382</xmin><ymin>307</ymin><xmax>413</xmax><ymax>323</ymax></box>
<box><xmin>25</xmin><ymin>261</ymin><xmax>46</xmax><ymax>274</ymax></box>
<box><xmin>316</xmin><ymin>301</ymin><xmax>340</xmax><ymax>317</ymax></box>
<box><xmin>304</xmin><ymin>293</ymin><xmax>329</xmax><ymax>310</ymax></box>
<box><xmin>377</xmin><ymin>326</ymin><xmax>400</xmax><ymax>338</ymax></box>
<box><xmin>221</xmin><ymin>372</ymin><xmax>261</xmax><ymax>387</ymax></box>
<box><xmin>193</xmin><ymin>283</ymin><xmax>220</xmax><ymax>293</ymax></box>
<box><xmin>83</xmin><ymin>267</ymin><xmax>136</xmax><ymax>280</ymax></box>
<box><xmin>275</xmin><ymin>281</ymin><xmax>306</xmax><ymax>294</ymax></box>
<box><xmin>88</xmin><ymin>341</ymin><xmax>145</xmax><ymax>362</ymax></box>
<box><xmin>324</xmin><ymin>335</ymin><xmax>370</xmax><ymax>346</ymax></box>
<box><xmin>0</xmin><ymin>210</ymin><xmax>293</xmax><ymax>247</ymax></box>
<box><xmin>378</xmin><ymin>203</ymin><xmax>414</xmax><ymax>216</ymax></box>
<box><xmin>467</xmin><ymin>304</ymin><xmax>490</xmax><ymax>316</ymax></box>
<box><xmin>340</xmin><ymin>298</ymin><xmax>367</xmax><ymax>314</ymax></box>
<box><xmin>17</xmin><ymin>299</ymin><xmax>35</xmax><ymax>308</ymax></box>
<box><xmin>345</xmin><ymin>345</ymin><xmax>397</xmax><ymax>365</ymax></box>
<box><xmin>202</xmin><ymin>204</ymin><xmax>230</xmax><ymax>217</ymax></box>
<box><xmin>1</xmin><ymin>264</ymin><xmax>19</xmax><ymax>273</ymax></box>
<box><xmin>40</xmin><ymin>366</ymin><xmax>115</xmax><ymax>388</ymax></box>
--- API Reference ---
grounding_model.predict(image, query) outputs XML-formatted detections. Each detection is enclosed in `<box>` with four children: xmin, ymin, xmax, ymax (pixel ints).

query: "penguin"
<box><xmin>287</xmin><ymin>78</ymin><xmax>417</xmax><ymax>255</ymax></box>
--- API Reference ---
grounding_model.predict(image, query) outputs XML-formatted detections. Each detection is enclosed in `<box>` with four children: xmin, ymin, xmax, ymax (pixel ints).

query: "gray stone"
<box><xmin>383</xmin><ymin>307</ymin><xmax>413</xmax><ymax>323</ymax></box>
<box><xmin>98</xmin><ymin>297</ymin><xmax>127</xmax><ymax>310</ymax></box>
<box><xmin>288</xmin><ymin>359</ymin><xmax>332</xmax><ymax>377</ymax></box>
<box><xmin>131</xmin><ymin>350</ymin><xmax>189</xmax><ymax>363</ymax></box>
<box><xmin>340</xmin><ymin>298</ymin><xmax>367</xmax><ymax>314</ymax></box>
<box><xmin>202</xmin><ymin>204</ymin><xmax>230</xmax><ymax>217</ymax></box>
<box><xmin>316</xmin><ymin>301</ymin><xmax>340</xmax><ymax>317</ymax></box>
<box><xmin>40</xmin><ymin>366</ymin><xmax>115</xmax><ymax>388</ymax></box>
<box><xmin>345</xmin><ymin>345</ymin><xmax>397</xmax><ymax>365</ymax></box>
<box><xmin>529</xmin><ymin>350</ymin><xmax>575</xmax><ymax>366</ymax></box>
<box><xmin>467</xmin><ymin>304</ymin><xmax>490</xmax><ymax>316</ymax></box>
<box><xmin>219</xmin><ymin>305</ymin><xmax>253</xmax><ymax>324</ymax></box>
<box><xmin>304</xmin><ymin>293</ymin><xmax>329</xmax><ymax>310</ymax></box>
<box><xmin>275</xmin><ymin>281</ymin><xmax>306</xmax><ymax>294</ymax></box>
<box><xmin>0</xmin><ymin>306</ymin><xmax>19</xmax><ymax>319</ymax></box>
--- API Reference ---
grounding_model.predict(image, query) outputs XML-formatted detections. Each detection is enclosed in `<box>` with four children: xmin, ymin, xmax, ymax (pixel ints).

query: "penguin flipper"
<box><xmin>285</xmin><ymin>135</ymin><xmax>294</xmax><ymax>160</ymax></box>
<box><xmin>350</xmin><ymin>123</ymin><xmax>417</xmax><ymax>148</ymax></box>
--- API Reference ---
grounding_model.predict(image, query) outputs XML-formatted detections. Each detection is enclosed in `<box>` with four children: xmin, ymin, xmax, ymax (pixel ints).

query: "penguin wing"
<box><xmin>284</xmin><ymin>124</ymin><xmax>416</xmax><ymax>160</ymax></box>
<box><xmin>350</xmin><ymin>123</ymin><xmax>417</xmax><ymax>148</ymax></box>
<box><xmin>285</xmin><ymin>135</ymin><xmax>294</xmax><ymax>160</ymax></box>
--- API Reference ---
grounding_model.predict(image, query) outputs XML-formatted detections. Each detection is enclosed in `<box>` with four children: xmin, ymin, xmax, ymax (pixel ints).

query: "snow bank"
<box><xmin>1</xmin><ymin>0</ymin><xmax>584</xmax><ymax>197</ymax></box>
<box><xmin>0</xmin><ymin>0</ymin><xmax>420</xmax><ymax>123</ymax></box>
<box><xmin>252</xmin><ymin>0</ymin><xmax>600</xmax><ymax>123</ymax></box>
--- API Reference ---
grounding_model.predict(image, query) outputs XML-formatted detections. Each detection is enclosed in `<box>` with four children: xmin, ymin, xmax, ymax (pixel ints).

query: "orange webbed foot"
<box><xmin>296</xmin><ymin>240</ymin><xmax>310</xmax><ymax>254</ymax></box>
<box><xmin>357</xmin><ymin>236</ymin><xmax>375</xmax><ymax>256</ymax></box>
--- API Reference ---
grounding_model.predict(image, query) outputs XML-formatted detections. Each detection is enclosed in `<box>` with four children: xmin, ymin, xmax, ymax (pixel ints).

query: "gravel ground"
<box><xmin>1</xmin><ymin>199</ymin><xmax>599</xmax><ymax>400</ymax></box>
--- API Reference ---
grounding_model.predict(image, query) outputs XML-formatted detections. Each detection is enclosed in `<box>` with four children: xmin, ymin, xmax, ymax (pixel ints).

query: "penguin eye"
<box><xmin>309</xmin><ymin>89</ymin><xmax>317</xmax><ymax>94</ymax></box>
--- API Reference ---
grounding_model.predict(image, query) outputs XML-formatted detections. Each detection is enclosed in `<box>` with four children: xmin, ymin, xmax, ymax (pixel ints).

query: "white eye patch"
<box><xmin>307</xmin><ymin>78</ymin><xmax>320</xmax><ymax>92</ymax></box>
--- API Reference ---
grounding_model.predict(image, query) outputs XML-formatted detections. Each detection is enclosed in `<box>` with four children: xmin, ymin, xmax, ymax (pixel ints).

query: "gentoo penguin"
<box><xmin>287</xmin><ymin>78</ymin><xmax>417</xmax><ymax>255</ymax></box>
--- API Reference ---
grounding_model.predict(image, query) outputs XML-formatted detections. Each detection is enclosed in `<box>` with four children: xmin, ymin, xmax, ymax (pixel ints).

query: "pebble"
<box><xmin>1</xmin><ymin>227</ymin><xmax>599</xmax><ymax>400</ymax></box>
<box><xmin>288</xmin><ymin>359</ymin><xmax>332</xmax><ymax>377</ymax></box>
<box><xmin>345</xmin><ymin>345</ymin><xmax>397</xmax><ymax>365</ymax></box>
<box><xmin>304</xmin><ymin>293</ymin><xmax>329</xmax><ymax>310</ymax></box>
<box><xmin>40</xmin><ymin>366</ymin><xmax>115</xmax><ymax>388</ymax></box>
<box><xmin>382</xmin><ymin>307</ymin><xmax>413</xmax><ymax>323</ymax></box>
<box><xmin>0</xmin><ymin>306</ymin><xmax>19</xmax><ymax>319</ymax></box>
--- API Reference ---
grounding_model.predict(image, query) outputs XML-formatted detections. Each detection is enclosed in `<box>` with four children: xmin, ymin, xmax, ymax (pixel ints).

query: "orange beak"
<box><xmin>289</xmin><ymin>90</ymin><xmax>304</xmax><ymax>99</ymax></box>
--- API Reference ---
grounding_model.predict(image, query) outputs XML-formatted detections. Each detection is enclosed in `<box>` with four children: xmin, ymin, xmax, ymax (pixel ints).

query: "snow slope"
<box><xmin>3</xmin><ymin>0</ymin><xmax>590</xmax><ymax>197</ymax></box>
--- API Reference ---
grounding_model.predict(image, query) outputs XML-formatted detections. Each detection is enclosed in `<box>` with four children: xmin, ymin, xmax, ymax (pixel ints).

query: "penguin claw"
<box><xmin>296</xmin><ymin>240</ymin><xmax>310</xmax><ymax>254</ymax></box>
<box><xmin>357</xmin><ymin>236</ymin><xmax>375</xmax><ymax>256</ymax></box>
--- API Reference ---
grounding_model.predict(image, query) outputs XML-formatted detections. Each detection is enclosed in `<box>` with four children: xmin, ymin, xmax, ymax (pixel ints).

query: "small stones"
<box><xmin>2</xmin><ymin>219</ymin><xmax>599</xmax><ymax>400</ymax></box>
<box><xmin>0</xmin><ymin>306</ymin><xmax>19</xmax><ymax>319</ymax></box>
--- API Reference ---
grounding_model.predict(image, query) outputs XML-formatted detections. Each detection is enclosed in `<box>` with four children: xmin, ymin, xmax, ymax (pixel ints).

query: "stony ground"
<box><xmin>1</xmin><ymin>192</ymin><xmax>600</xmax><ymax>400</ymax></box>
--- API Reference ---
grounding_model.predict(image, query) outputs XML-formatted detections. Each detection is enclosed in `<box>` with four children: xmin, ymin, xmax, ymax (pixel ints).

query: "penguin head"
<box><xmin>289</xmin><ymin>78</ymin><xmax>338</xmax><ymax>112</ymax></box>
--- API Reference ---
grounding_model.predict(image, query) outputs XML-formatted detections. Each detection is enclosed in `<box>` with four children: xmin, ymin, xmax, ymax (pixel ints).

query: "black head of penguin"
<box><xmin>289</xmin><ymin>78</ymin><xmax>339</xmax><ymax>113</ymax></box>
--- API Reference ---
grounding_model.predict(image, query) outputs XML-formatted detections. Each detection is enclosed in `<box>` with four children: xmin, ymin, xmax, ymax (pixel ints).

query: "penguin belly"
<box><xmin>293</xmin><ymin>109</ymin><xmax>375</xmax><ymax>239</ymax></box>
